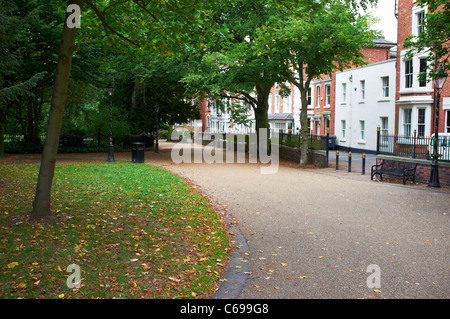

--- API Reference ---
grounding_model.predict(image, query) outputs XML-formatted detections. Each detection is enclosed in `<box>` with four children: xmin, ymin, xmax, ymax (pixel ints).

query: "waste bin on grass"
<box><xmin>131</xmin><ymin>142</ymin><xmax>145</xmax><ymax>163</ymax></box>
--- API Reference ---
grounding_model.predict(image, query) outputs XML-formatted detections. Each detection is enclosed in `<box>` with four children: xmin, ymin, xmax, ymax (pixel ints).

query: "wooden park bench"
<box><xmin>371</xmin><ymin>160</ymin><xmax>418</xmax><ymax>184</ymax></box>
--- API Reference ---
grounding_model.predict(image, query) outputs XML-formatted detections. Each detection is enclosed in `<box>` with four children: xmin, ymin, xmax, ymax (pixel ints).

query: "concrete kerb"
<box><xmin>210</xmin><ymin>209</ymin><xmax>250</xmax><ymax>299</ymax></box>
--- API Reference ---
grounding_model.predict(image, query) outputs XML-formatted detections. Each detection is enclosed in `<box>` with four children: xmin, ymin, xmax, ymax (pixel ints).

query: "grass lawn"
<box><xmin>0</xmin><ymin>161</ymin><xmax>231</xmax><ymax>299</ymax></box>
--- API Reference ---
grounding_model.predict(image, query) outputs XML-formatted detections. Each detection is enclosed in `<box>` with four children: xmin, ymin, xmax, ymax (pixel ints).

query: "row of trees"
<box><xmin>1</xmin><ymin>0</ymin><xmax>446</xmax><ymax>220</ymax></box>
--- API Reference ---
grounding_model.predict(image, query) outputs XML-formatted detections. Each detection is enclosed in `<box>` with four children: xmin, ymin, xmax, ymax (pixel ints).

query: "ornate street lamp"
<box><xmin>106</xmin><ymin>80</ymin><xmax>115</xmax><ymax>162</ymax></box>
<box><xmin>154</xmin><ymin>102</ymin><xmax>160</xmax><ymax>153</ymax></box>
<box><xmin>429</xmin><ymin>65</ymin><xmax>447</xmax><ymax>187</ymax></box>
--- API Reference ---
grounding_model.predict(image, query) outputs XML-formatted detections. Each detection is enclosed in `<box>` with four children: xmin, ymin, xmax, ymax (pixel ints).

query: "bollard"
<box><xmin>336</xmin><ymin>150</ymin><xmax>339</xmax><ymax>170</ymax></box>
<box><xmin>348</xmin><ymin>152</ymin><xmax>352</xmax><ymax>172</ymax></box>
<box><xmin>362</xmin><ymin>153</ymin><xmax>366</xmax><ymax>175</ymax></box>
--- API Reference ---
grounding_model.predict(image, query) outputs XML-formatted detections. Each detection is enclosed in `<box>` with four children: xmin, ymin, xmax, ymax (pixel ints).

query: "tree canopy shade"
<box><xmin>184</xmin><ymin>0</ymin><xmax>379</xmax><ymax>163</ymax></box>
<box><xmin>110</xmin><ymin>51</ymin><xmax>202</xmax><ymax>133</ymax></box>
<box><xmin>28</xmin><ymin>0</ymin><xmax>379</xmax><ymax>220</ymax></box>
<box><xmin>256</xmin><ymin>0</ymin><xmax>378</xmax><ymax>164</ymax></box>
<box><xmin>404</xmin><ymin>0</ymin><xmax>450</xmax><ymax>80</ymax></box>
<box><xmin>182</xmin><ymin>0</ymin><xmax>290</xmax><ymax>150</ymax></box>
<box><xmin>29</xmin><ymin>0</ymin><xmax>221</xmax><ymax>220</ymax></box>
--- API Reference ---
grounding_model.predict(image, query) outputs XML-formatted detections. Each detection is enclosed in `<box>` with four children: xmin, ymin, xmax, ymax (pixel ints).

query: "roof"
<box><xmin>373</xmin><ymin>38</ymin><xmax>396</xmax><ymax>48</ymax></box>
<box><xmin>268</xmin><ymin>113</ymin><xmax>294</xmax><ymax>121</ymax></box>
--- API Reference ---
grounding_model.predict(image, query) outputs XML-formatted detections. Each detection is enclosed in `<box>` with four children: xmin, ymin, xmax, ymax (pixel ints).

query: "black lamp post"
<box><xmin>154</xmin><ymin>102</ymin><xmax>159</xmax><ymax>153</ymax></box>
<box><xmin>106</xmin><ymin>80</ymin><xmax>115</xmax><ymax>162</ymax></box>
<box><xmin>429</xmin><ymin>65</ymin><xmax>447</xmax><ymax>187</ymax></box>
<box><xmin>217</xmin><ymin>109</ymin><xmax>221</xmax><ymax>133</ymax></box>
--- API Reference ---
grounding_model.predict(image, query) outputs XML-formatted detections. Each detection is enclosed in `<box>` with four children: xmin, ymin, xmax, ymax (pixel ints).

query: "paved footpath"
<box><xmin>6</xmin><ymin>142</ymin><xmax>449</xmax><ymax>299</ymax></box>
<box><xmin>148</xmin><ymin>142</ymin><xmax>449</xmax><ymax>299</ymax></box>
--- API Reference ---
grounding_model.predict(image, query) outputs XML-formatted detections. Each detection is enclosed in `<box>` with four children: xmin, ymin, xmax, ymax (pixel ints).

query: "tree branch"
<box><xmin>84</xmin><ymin>0</ymin><xmax>141</xmax><ymax>47</ymax></box>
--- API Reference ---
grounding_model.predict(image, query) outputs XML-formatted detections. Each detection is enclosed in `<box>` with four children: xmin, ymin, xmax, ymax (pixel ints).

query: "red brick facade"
<box><xmin>396</xmin><ymin>0</ymin><xmax>450</xmax><ymax>136</ymax></box>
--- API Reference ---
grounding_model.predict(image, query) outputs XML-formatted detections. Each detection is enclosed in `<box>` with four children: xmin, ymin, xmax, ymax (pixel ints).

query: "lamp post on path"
<box><xmin>106</xmin><ymin>80</ymin><xmax>115</xmax><ymax>162</ymax></box>
<box><xmin>429</xmin><ymin>65</ymin><xmax>447</xmax><ymax>188</ymax></box>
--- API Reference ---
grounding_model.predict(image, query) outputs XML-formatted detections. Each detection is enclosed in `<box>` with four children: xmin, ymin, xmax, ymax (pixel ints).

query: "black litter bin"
<box><xmin>132</xmin><ymin>142</ymin><xmax>145</xmax><ymax>163</ymax></box>
<box><xmin>328</xmin><ymin>135</ymin><xmax>336</xmax><ymax>150</ymax></box>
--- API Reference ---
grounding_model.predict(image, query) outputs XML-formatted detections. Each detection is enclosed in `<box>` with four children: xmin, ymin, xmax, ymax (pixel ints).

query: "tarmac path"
<box><xmin>4</xmin><ymin>141</ymin><xmax>448</xmax><ymax>299</ymax></box>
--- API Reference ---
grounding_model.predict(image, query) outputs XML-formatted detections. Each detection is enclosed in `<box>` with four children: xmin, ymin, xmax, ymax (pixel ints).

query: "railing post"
<box><xmin>362</xmin><ymin>153</ymin><xmax>366</xmax><ymax>175</ymax></box>
<box><xmin>348</xmin><ymin>151</ymin><xmax>352</xmax><ymax>172</ymax></box>
<box><xmin>336</xmin><ymin>150</ymin><xmax>339</xmax><ymax>170</ymax></box>
<box><xmin>413</xmin><ymin>129</ymin><xmax>417</xmax><ymax>158</ymax></box>
<box><xmin>376</xmin><ymin>126</ymin><xmax>380</xmax><ymax>155</ymax></box>
<box><xmin>326</xmin><ymin>129</ymin><xmax>329</xmax><ymax>168</ymax></box>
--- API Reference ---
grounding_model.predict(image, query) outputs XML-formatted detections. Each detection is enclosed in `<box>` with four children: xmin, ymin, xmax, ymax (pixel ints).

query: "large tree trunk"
<box><xmin>299</xmin><ymin>87</ymin><xmax>309</xmax><ymax>165</ymax></box>
<box><xmin>30</xmin><ymin>1</ymin><xmax>83</xmax><ymax>221</ymax></box>
<box><xmin>288</xmin><ymin>68</ymin><xmax>311</xmax><ymax>166</ymax></box>
<box><xmin>254</xmin><ymin>83</ymin><xmax>271</xmax><ymax>156</ymax></box>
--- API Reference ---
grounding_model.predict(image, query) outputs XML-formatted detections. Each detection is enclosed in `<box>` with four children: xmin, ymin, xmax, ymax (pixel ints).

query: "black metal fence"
<box><xmin>278</xmin><ymin>132</ymin><xmax>335</xmax><ymax>151</ymax></box>
<box><xmin>3</xmin><ymin>131</ymin><xmax>154</xmax><ymax>154</ymax></box>
<box><xmin>377</xmin><ymin>130</ymin><xmax>450</xmax><ymax>161</ymax></box>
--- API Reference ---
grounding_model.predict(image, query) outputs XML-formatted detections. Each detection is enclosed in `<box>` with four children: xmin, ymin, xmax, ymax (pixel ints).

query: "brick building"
<box><xmin>395</xmin><ymin>0</ymin><xmax>450</xmax><ymax>136</ymax></box>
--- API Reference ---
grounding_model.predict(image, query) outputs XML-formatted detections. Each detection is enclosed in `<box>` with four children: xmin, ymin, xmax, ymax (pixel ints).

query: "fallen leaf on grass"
<box><xmin>7</xmin><ymin>262</ymin><xmax>19</xmax><ymax>269</ymax></box>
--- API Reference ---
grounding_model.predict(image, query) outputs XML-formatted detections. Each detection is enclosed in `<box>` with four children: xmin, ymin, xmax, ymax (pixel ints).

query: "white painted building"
<box><xmin>334</xmin><ymin>58</ymin><xmax>396</xmax><ymax>152</ymax></box>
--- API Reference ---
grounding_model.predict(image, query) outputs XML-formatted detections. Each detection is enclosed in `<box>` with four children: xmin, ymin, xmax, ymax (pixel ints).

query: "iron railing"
<box><xmin>377</xmin><ymin>131</ymin><xmax>450</xmax><ymax>161</ymax></box>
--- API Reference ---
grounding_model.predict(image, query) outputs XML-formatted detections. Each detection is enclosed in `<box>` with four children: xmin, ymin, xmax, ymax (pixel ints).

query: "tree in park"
<box><xmin>184</xmin><ymin>0</ymin><xmax>378</xmax><ymax>159</ymax></box>
<box><xmin>0</xmin><ymin>0</ymin><xmax>104</xmax><ymax>157</ymax></box>
<box><xmin>30</xmin><ymin>0</ymin><xmax>214</xmax><ymax>221</ymax></box>
<box><xmin>257</xmin><ymin>0</ymin><xmax>379</xmax><ymax>164</ymax></box>
<box><xmin>109</xmin><ymin>51</ymin><xmax>202</xmax><ymax>136</ymax></box>
<box><xmin>183</xmin><ymin>0</ymin><xmax>286</xmax><ymax>151</ymax></box>
<box><xmin>0</xmin><ymin>0</ymin><xmax>51</xmax><ymax>156</ymax></box>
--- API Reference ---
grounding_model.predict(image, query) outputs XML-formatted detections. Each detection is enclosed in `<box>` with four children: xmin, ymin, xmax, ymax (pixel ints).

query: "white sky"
<box><xmin>364</xmin><ymin>0</ymin><xmax>398</xmax><ymax>43</ymax></box>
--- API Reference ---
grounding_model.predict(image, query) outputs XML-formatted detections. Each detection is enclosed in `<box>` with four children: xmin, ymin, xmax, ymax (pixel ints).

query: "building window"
<box><xmin>381</xmin><ymin>117</ymin><xmax>389</xmax><ymax>136</ymax></box>
<box><xmin>381</xmin><ymin>76</ymin><xmax>389</xmax><ymax>97</ymax></box>
<box><xmin>360</xmin><ymin>120</ymin><xmax>365</xmax><ymax>141</ymax></box>
<box><xmin>274</xmin><ymin>122</ymin><xmax>285</xmax><ymax>131</ymax></box>
<box><xmin>405</xmin><ymin>60</ymin><xmax>413</xmax><ymax>89</ymax></box>
<box><xmin>275</xmin><ymin>94</ymin><xmax>280</xmax><ymax>113</ymax></box>
<box><xmin>446</xmin><ymin>110</ymin><xmax>450</xmax><ymax>133</ymax></box>
<box><xmin>403</xmin><ymin>109</ymin><xmax>412</xmax><ymax>136</ymax></box>
<box><xmin>307</xmin><ymin>87</ymin><xmax>312</xmax><ymax>106</ymax></box>
<box><xmin>419</xmin><ymin>58</ymin><xmax>427</xmax><ymax>87</ymax></box>
<box><xmin>324</xmin><ymin>116</ymin><xmax>330</xmax><ymax>133</ymax></box>
<box><xmin>416</xmin><ymin>10</ymin><xmax>425</xmax><ymax>34</ymax></box>
<box><xmin>342</xmin><ymin>83</ymin><xmax>347</xmax><ymax>102</ymax></box>
<box><xmin>360</xmin><ymin>80</ymin><xmax>365</xmax><ymax>100</ymax></box>
<box><xmin>284</xmin><ymin>95</ymin><xmax>290</xmax><ymax>113</ymax></box>
<box><xmin>417</xmin><ymin>108</ymin><xmax>426</xmax><ymax>137</ymax></box>
<box><xmin>316</xmin><ymin>85</ymin><xmax>320</xmax><ymax>107</ymax></box>
<box><xmin>268</xmin><ymin>93</ymin><xmax>272</xmax><ymax>110</ymax></box>
<box><xmin>325</xmin><ymin>84</ymin><xmax>331</xmax><ymax>105</ymax></box>
<box><xmin>341</xmin><ymin>120</ymin><xmax>346</xmax><ymax>138</ymax></box>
